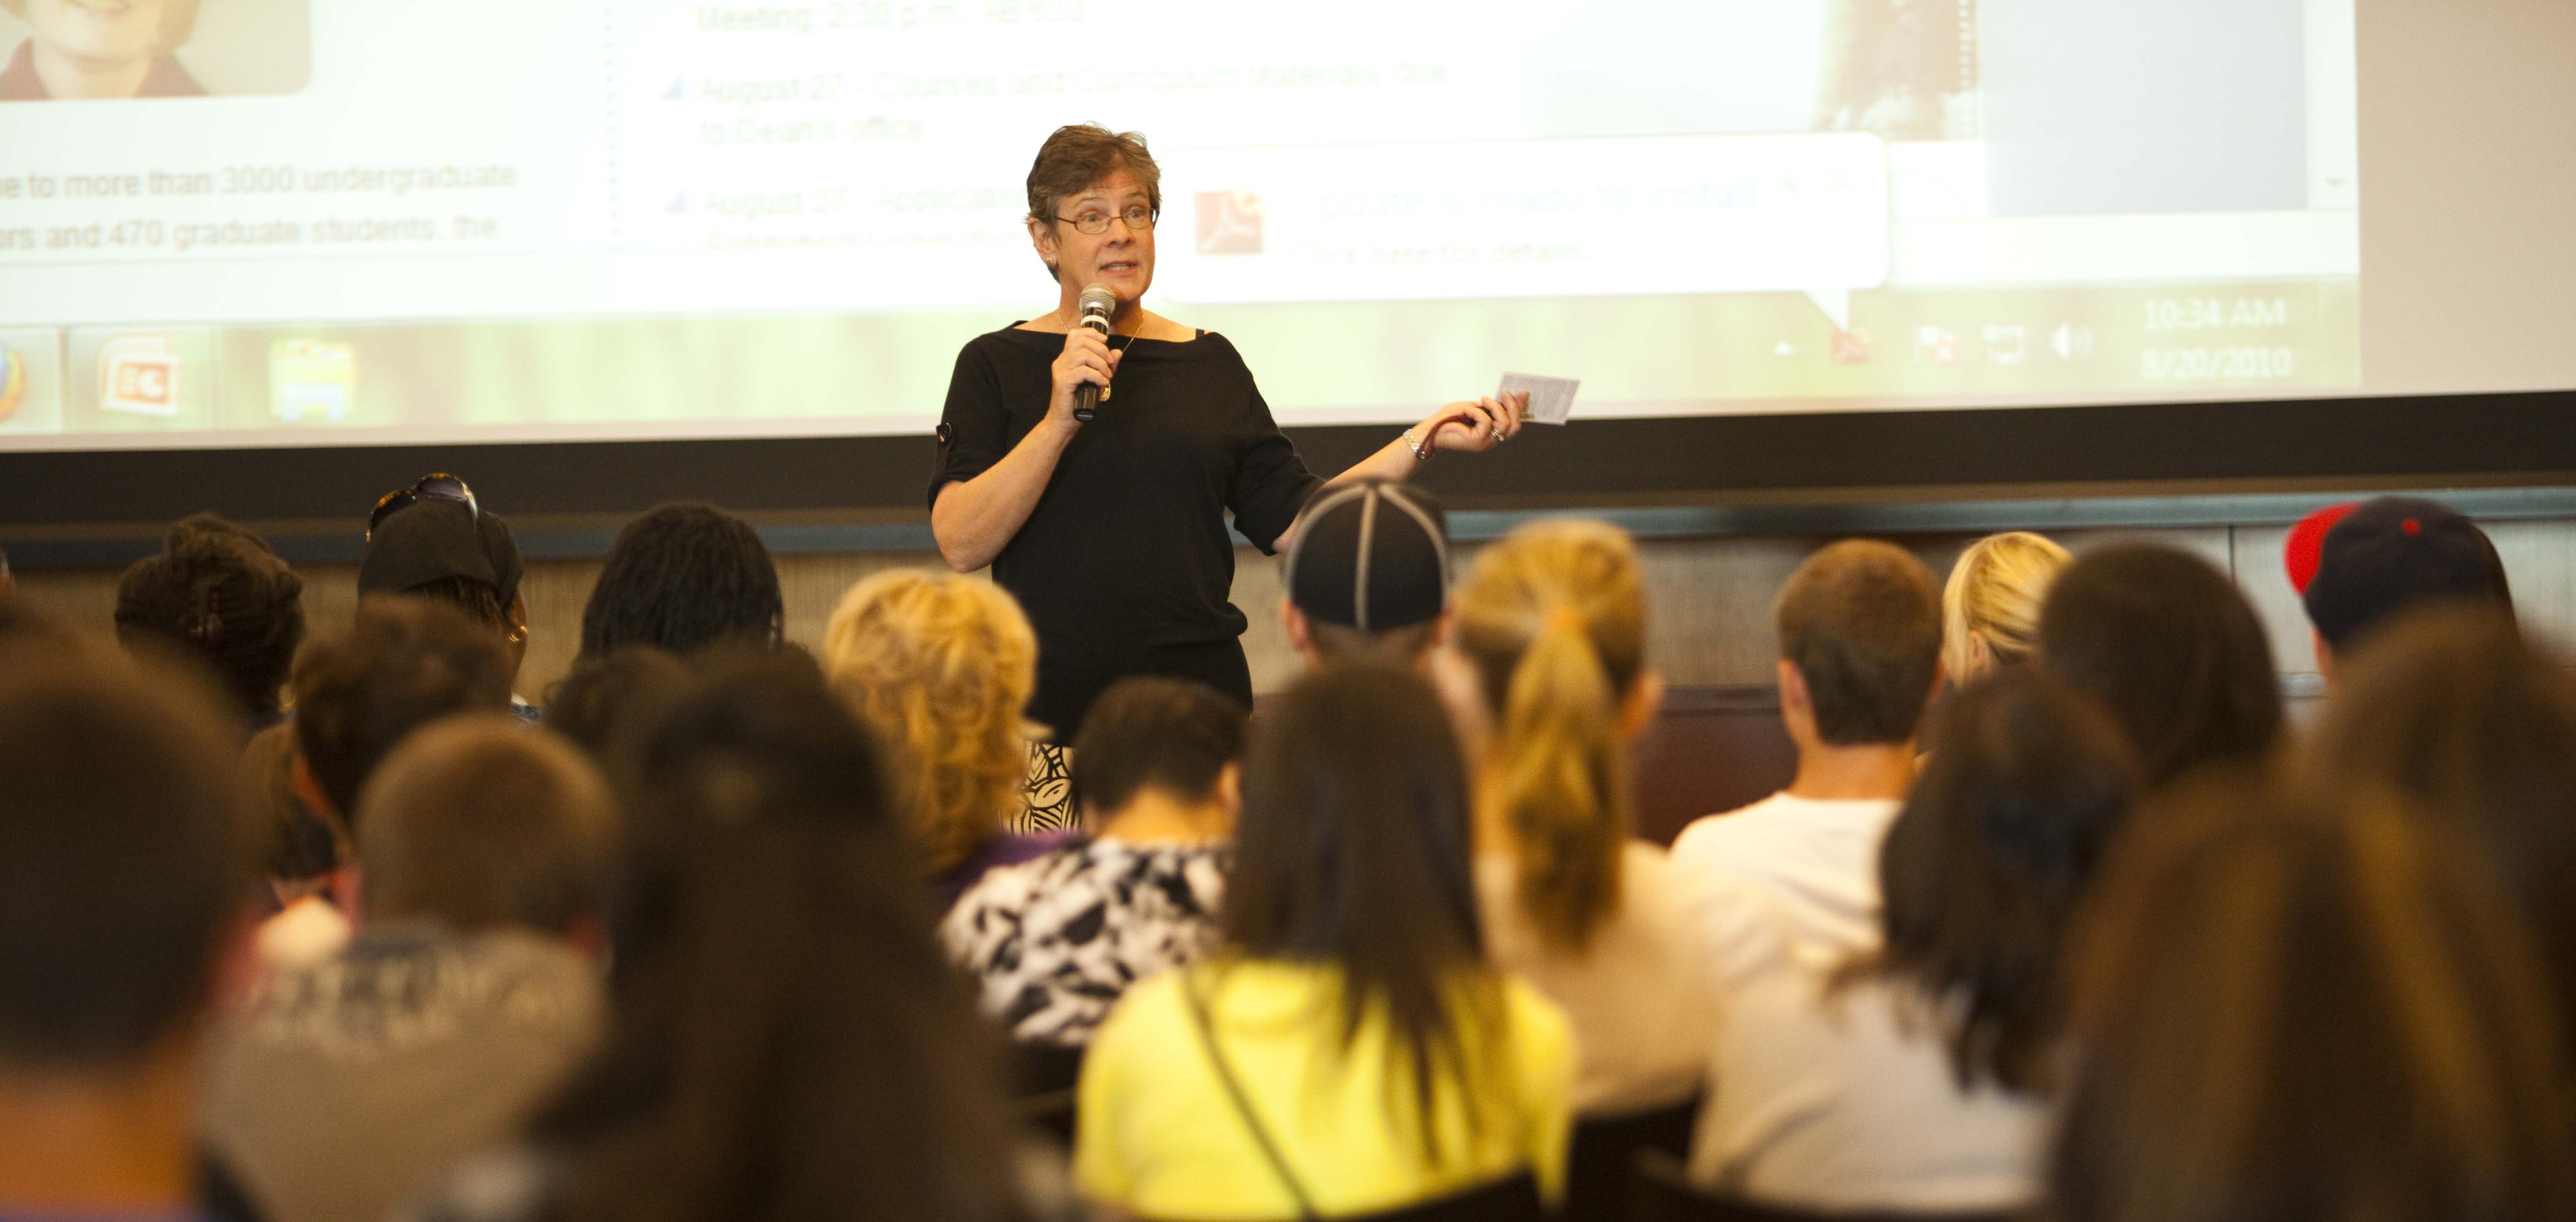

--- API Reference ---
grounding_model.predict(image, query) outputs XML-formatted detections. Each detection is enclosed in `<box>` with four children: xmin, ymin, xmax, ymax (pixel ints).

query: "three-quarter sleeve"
<box><xmin>928</xmin><ymin>341</ymin><xmax>1012</xmax><ymax>512</ymax></box>
<box><xmin>1227</xmin><ymin>380</ymin><xmax>1325</xmax><ymax>554</ymax></box>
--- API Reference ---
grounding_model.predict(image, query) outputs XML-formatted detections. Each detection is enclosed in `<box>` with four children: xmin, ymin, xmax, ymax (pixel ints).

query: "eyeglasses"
<box><xmin>367</xmin><ymin>473</ymin><xmax>477</xmax><ymax>541</ymax></box>
<box><xmin>1052</xmin><ymin>204</ymin><xmax>1158</xmax><ymax>235</ymax></box>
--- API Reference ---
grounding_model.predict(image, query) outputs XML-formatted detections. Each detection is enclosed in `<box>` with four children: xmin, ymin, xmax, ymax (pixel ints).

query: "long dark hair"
<box><xmin>1858</xmin><ymin>669</ymin><xmax>2135</xmax><ymax>1094</ymax></box>
<box><xmin>113</xmin><ymin>514</ymin><xmax>305</xmax><ymax>720</ymax></box>
<box><xmin>2308</xmin><ymin>607</ymin><xmax>2576</xmax><ymax>1056</ymax></box>
<box><xmin>578</xmin><ymin>504</ymin><xmax>784</xmax><ymax>660</ymax></box>
<box><xmin>2037</xmin><ymin>541</ymin><xmax>2282</xmax><ymax>791</ymax></box>
<box><xmin>1221</xmin><ymin>663</ymin><xmax>1504</xmax><ymax>1161</ymax></box>
<box><xmin>536</xmin><ymin>650</ymin><xmax>1026</xmax><ymax>1222</ymax></box>
<box><xmin>2052</xmin><ymin>781</ymin><xmax>2574</xmax><ymax>1222</ymax></box>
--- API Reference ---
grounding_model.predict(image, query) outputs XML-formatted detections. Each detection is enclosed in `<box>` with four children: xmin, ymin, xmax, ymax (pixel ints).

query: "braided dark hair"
<box><xmin>114</xmin><ymin>514</ymin><xmax>305</xmax><ymax>719</ymax></box>
<box><xmin>578</xmin><ymin>503</ymin><xmax>783</xmax><ymax>660</ymax></box>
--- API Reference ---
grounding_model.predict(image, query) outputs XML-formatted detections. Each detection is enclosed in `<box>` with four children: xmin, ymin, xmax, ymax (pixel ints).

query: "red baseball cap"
<box><xmin>2283</xmin><ymin>502</ymin><xmax>2359</xmax><ymax>595</ymax></box>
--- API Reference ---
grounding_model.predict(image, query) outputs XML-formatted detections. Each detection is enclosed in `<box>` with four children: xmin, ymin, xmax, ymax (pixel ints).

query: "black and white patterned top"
<box><xmin>940</xmin><ymin>837</ymin><xmax>1229</xmax><ymax>1047</ymax></box>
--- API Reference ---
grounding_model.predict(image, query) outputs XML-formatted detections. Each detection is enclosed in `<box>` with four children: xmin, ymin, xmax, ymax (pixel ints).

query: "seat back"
<box><xmin>1563</xmin><ymin>1096</ymin><xmax>1701</xmax><ymax>1222</ymax></box>
<box><xmin>1628</xmin><ymin>1150</ymin><xmax>2023</xmax><ymax>1222</ymax></box>
<box><xmin>1145</xmin><ymin>1171</ymin><xmax>1545</xmax><ymax>1222</ymax></box>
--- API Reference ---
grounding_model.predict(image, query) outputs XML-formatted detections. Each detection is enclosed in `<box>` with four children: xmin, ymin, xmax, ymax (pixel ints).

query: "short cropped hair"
<box><xmin>0</xmin><ymin>0</ymin><xmax>200</xmax><ymax>45</ymax></box>
<box><xmin>1025</xmin><ymin>124</ymin><xmax>1160</xmax><ymax>281</ymax></box>
<box><xmin>1776</xmin><ymin>540</ymin><xmax>1944</xmax><ymax>745</ymax></box>
<box><xmin>356</xmin><ymin>718</ymin><xmax>621</xmax><ymax>937</ymax></box>
<box><xmin>0</xmin><ymin>656</ymin><xmax>255</xmax><ymax>1067</ymax></box>
<box><xmin>291</xmin><ymin>597</ymin><xmax>516</xmax><ymax>825</ymax></box>
<box><xmin>1071</xmin><ymin>677</ymin><xmax>1248</xmax><ymax>817</ymax></box>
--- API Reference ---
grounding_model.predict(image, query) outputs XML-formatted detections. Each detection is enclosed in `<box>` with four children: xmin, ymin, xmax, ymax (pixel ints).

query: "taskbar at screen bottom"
<box><xmin>0</xmin><ymin>280</ymin><xmax>2358</xmax><ymax>450</ymax></box>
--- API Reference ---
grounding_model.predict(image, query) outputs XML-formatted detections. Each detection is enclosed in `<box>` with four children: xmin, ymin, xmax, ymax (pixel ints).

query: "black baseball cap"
<box><xmin>358</xmin><ymin>499</ymin><xmax>524</xmax><ymax>607</ymax></box>
<box><xmin>1284</xmin><ymin>481</ymin><xmax>1450</xmax><ymax>631</ymax></box>
<box><xmin>2303</xmin><ymin>496</ymin><xmax>2513</xmax><ymax>650</ymax></box>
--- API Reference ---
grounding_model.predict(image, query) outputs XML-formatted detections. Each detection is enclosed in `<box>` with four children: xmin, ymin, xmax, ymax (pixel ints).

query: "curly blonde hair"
<box><xmin>821</xmin><ymin>571</ymin><xmax>1036</xmax><ymax>874</ymax></box>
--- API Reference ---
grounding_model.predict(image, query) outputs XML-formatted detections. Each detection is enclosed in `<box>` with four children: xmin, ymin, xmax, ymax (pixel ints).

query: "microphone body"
<box><xmin>1073</xmin><ymin>283</ymin><xmax>1115</xmax><ymax>422</ymax></box>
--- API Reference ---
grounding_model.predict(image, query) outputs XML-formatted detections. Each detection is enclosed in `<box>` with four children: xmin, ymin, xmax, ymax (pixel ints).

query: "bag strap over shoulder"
<box><xmin>1182</xmin><ymin>966</ymin><xmax>1321</xmax><ymax>1222</ymax></box>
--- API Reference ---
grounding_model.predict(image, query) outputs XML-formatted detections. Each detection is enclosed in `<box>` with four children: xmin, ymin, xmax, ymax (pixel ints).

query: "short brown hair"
<box><xmin>357</xmin><ymin>717</ymin><xmax>621</xmax><ymax>936</ymax></box>
<box><xmin>291</xmin><ymin>596</ymin><xmax>516</xmax><ymax>825</ymax></box>
<box><xmin>0</xmin><ymin>0</ymin><xmax>200</xmax><ymax>45</ymax></box>
<box><xmin>1024</xmin><ymin>124</ymin><xmax>1160</xmax><ymax>281</ymax></box>
<box><xmin>0</xmin><ymin>654</ymin><xmax>255</xmax><ymax>1066</ymax></box>
<box><xmin>1071</xmin><ymin>677</ymin><xmax>1247</xmax><ymax>817</ymax></box>
<box><xmin>1775</xmin><ymin>540</ymin><xmax>1943</xmax><ymax>745</ymax></box>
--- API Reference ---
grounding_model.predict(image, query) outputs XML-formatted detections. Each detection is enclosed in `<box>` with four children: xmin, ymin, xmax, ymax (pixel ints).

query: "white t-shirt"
<box><xmin>1667</xmin><ymin>792</ymin><xmax>2049</xmax><ymax>1213</ymax></box>
<box><xmin>1475</xmin><ymin>840</ymin><xmax>1718</xmax><ymax>1116</ymax></box>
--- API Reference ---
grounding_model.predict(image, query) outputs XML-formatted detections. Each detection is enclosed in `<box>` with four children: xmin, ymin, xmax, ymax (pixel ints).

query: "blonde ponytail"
<box><xmin>1455</xmin><ymin>521</ymin><xmax>1647</xmax><ymax>954</ymax></box>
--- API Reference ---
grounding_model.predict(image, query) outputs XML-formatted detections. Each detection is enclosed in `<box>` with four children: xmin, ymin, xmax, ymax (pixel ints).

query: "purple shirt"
<box><xmin>932</xmin><ymin>830</ymin><xmax>1075</xmax><ymax>913</ymax></box>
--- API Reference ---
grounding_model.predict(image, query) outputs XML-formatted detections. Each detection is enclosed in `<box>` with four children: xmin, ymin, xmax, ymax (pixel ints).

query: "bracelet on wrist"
<box><xmin>1403</xmin><ymin>427</ymin><xmax>1434</xmax><ymax>463</ymax></box>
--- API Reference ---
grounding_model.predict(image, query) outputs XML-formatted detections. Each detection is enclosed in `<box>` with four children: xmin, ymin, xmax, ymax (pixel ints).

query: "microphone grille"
<box><xmin>1078</xmin><ymin>283</ymin><xmax>1116</xmax><ymax>315</ymax></box>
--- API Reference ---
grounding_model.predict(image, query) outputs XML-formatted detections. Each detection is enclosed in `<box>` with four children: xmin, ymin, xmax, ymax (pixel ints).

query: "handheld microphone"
<box><xmin>1073</xmin><ymin>283</ymin><xmax>1115</xmax><ymax>422</ymax></box>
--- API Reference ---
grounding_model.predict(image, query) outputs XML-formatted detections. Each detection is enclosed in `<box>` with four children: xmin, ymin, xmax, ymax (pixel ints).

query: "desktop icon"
<box><xmin>0</xmin><ymin>343</ymin><xmax>22</xmax><ymax>422</ymax></box>
<box><xmin>1195</xmin><ymin>191</ymin><xmax>1263</xmax><ymax>255</ymax></box>
<box><xmin>1913</xmin><ymin>326</ymin><xmax>1960</xmax><ymax>367</ymax></box>
<box><xmin>99</xmin><ymin>333</ymin><xmax>181</xmax><ymax>416</ymax></box>
<box><xmin>1982</xmin><ymin>324</ymin><xmax>2026</xmax><ymax>366</ymax></box>
<box><xmin>270</xmin><ymin>339</ymin><xmax>357</xmax><ymax>423</ymax></box>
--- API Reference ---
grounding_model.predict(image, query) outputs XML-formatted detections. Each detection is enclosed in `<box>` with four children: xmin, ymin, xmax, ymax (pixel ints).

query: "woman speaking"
<box><xmin>931</xmin><ymin>123</ymin><xmax>1523</xmax><ymax>818</ymax></box>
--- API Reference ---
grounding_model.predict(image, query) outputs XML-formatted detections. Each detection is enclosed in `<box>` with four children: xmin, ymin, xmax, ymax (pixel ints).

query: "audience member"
<box><xmin>577</xmin><ymin>503</ymin><xmax>783</xmax><ymax>659</ymax></box>
<box><xmin>1076</xmin><ymin>664</ymin><xmax>1575</xmax><ymax>1218</ymax></box>
<box><xmin>1670</xmin><ymin>540</ymin><xmax>1943</xmax><ymax>949</ymax></box>
<box><xmin>1690</xmin><ymin>670</ymin><xmax>2136</xmax><ymax>1208</ymax></box>
<box><xmin>823</xmin><ymin>570</ymin><xmax>1066</xmax><ymax>905</ymax></box>
<box><xmin>289</xmin><ymin>597</ymin><xmax>516</xmax><ymax>841</ymax></box>
<box><xmin>2307</xmin><ymin>607</ymin><xmax>2576</xmax><ymax>1043</ymax></box>
<box><xmin>2051</xmin><ymin>783</ymin><xmax>2575</xmax><ymax>1222</ymax></box>
<box><xmin>1938</xmin><ymin>530</ymin><xmax>2069</xmax><ymax>686</ymax></box>
<box><xmin>208</xmin><ymin>719</ymin><xmax>619</xmax><ymax>1222</ymax></box>
<box><xmin>239</xmin><ymin>722</ymin><xmax>351</xmax><ymax>972</ymax></box>
<box><xmin>944</xmin><ymin>676</ymin><xmax>1244</xmax><ymax>1047</ymax></box>
<box><xmin>2299</xmin><ymin>495</ymin><xmax>2515</xmax><ymax>678</ymax></box>
<box><xmin>361</xmin><ymin>481</ymin><xmax>536</xmax><ymax>719</ymax></box>
<box><xmin>415</xmin><ymin>652</ymin><xmax>1047</xmax><ymax>1222</ymax></box>
<box><xmin>1278</xmin><ymin>479</ymin><xmax>1451</xmax><ymax>669</ymax></box>
<box><xmin>113</xmin><ymin>513</ymin><xmax>306</xmax><ymax>728</ymax></box>
<box><xmin>1446</xmin><ymin>519</ymin><xmax>1716</xmax><ymax>1117</ymax></box>
<box><xmin>0</xmin><ymin>542</ymin><xmax>12</xmax><ymax>598</ymax></box>
<box><xmin>541</xmin><ymin>647</ymin><xmax>691</xmax><ymax>760</ymax></box>
<box><xmin>0</xmin><ymin>655</ymin><xmax>258</xmax><ymax>1220</ymax></box>
<box><xmin>2037</xmin><ymin>541</ymin><xmax>2282</xmax><ymax>792</ymax></box>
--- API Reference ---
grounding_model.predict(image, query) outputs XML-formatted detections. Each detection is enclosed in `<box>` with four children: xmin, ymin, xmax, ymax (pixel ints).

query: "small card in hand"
<box><xmin>1499</xmin><ymin>372</ymin><xmax>1579</xmax><ymax>425</ymax></box>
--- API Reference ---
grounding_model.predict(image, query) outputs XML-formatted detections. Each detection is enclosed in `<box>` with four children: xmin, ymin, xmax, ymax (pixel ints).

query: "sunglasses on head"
<box><xmin>367</xmin><ymin>473</ymin><xmax>477</xmax><ymax>541</ymax></box>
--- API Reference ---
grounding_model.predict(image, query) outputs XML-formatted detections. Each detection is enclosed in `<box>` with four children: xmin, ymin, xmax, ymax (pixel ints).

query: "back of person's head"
<box><xmin>290</xmin><ymin>597</ymin><xmax>516</xmax><ymax>824</ymax></box>
<box><xmin>1282</xmin><ymin>480</ymin><xmax>1451</xmax><ymax>664</ymax></box>
<box><xmin>0</xmin><ymin>653</ymin><xmax>255</xmax><ymax>1069</ymax></box>
<box><xmin>579</xmin><ymin>503</ymin><xmax>783</xmax><ymax>659</ymax></box>
<box><xmin>1225</xmin><ymin>663</ymin><xmax>1499</xmax><ymax>1160</ymax></box>
<box><xmin>2303</xmin><ymin>496</ymin><xmax>2514</xmax><ymax>655</ymax></box>
<box><xmin>1775</xmin><ymin>539</ymin><xmax>1943</xmax><ymax>745</ymax></box>
<box><xmin>542</xmin><ymin>647</ymin><xmax>692</xmax><ymax>761</ymax></box>
<box><xmin>821</xmin><ymin>570</ymin><xmax>1036</xmax><ymax>874</ymax></box>
<box><xmin>1867</xmin><ymin>668</ymin><xmax>2135</xmax><ymax>1095</ymax></box>
<box><xmin>2052</xmin><ymin>785</ymin><xmax>2575</xmax><ymax>1222</ymax></box>
<box><xmin>1939</xmin><ymin>531</ymin><xmax>2070</xmax><ymax>685</ymax></box>
<box><xmin>359</xmin><ymin>498</ymin><xmax>524</xmax><ymax>634</ymax></box>
<box><xmin>113</xmin><ymin>513</ymin><xmax>306</xmax><ymax>720</ymax></box>
<box><xmin>2037</xmin><ymin>541</ymin><xmax>2282</xmax><ymax>791</ymax></box>
<box><xmin>2308</xmin><ymin>607</ymin><xmax>2576</xmax><ymax>1040</ymax></box>
<box><xmin>1450</xmin><ymin>518</ymin><xmax>1646</xmax><ymax>953</ymax></box>
<box><xmin>242</xmin><ymin>720</ymin><xmax>338</xmax><ymax>885</ymax></box>
<box><xmin>354</xmin><ymin>717</ymin><xmax>620</xmax><ymax>938</ymax></box>
<box><xmin>1070</xmin><ymin>676</ymin><xmax>1247</xmax><ymax>819</ymax></box>
<box><xmin>539</xmin><ymin>651</ymin><xmax>1022</xmax><ymax>1222</ymax></box>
